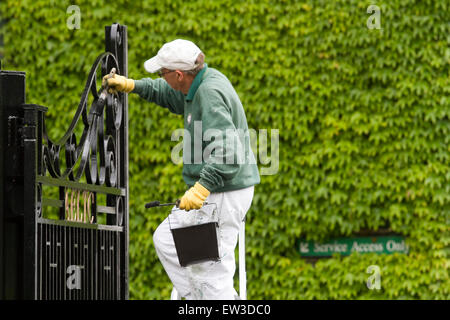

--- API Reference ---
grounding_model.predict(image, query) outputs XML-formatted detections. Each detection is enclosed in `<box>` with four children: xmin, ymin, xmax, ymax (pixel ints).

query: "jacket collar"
<box><xmin>185</xmin><ymin>63</ymin><xmax>208</xmax><ymax>101</ymax></box>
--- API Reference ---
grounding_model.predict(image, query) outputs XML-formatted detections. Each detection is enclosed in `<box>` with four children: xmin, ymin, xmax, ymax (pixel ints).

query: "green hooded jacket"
<box><xmin>133</xmin><ymin>64</ymin><xmax>260</xmax><ymax>193</ymax></box>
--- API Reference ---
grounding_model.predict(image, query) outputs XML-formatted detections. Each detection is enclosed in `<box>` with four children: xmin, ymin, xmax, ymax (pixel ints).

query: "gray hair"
<box><xmin>183</xmin><ymin>52</ymin><xmax>205</xmax><ymax>76</ymax></box>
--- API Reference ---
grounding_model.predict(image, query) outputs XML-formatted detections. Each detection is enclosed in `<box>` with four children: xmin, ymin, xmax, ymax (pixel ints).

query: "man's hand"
<box><xmin>178</xmin><ymin>182</ymin><xmax>210</xmax><ymax>211</ymax></box>
<box><xmin>102</xmin><ymin>74</ymin><xmax>135</xmax><ymax>93</ymax></box>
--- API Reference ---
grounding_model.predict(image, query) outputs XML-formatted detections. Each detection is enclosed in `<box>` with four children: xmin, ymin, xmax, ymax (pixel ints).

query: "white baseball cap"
<box><xmin>144</xmin><ymin>39</ymin><xmax>202</xmax><ymax>73</ymax></box>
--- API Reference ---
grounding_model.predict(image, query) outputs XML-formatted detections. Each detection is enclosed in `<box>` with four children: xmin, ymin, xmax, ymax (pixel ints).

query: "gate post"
<box><xmin>0</xmin><ymin>69</ymin><xmax>26</xmax><ymax>299</ymax></box>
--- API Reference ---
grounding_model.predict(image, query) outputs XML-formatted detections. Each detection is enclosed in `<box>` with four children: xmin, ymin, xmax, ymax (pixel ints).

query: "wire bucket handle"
<box><xmin>168</xmin><ymin>202</ymin><xmax>219</xmax><ymax>231</ymax></box>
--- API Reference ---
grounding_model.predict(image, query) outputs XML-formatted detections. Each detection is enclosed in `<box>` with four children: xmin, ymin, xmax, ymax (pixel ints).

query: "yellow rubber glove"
<box><xmin>178</xmin><ymin>182</ymin><xmax>210</xmax><ymax>211</ymax></box>
<box><xmin>102</xmin><ymin>74</ymin><xmax>135</xmax><ymax>93</ymax></box>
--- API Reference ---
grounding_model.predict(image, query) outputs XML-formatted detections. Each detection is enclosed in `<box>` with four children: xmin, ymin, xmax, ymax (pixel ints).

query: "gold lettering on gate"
<box><xmin>65</xmin><ymin>189</ymin><xmax>95</xmax><ymax>223</ymax></box>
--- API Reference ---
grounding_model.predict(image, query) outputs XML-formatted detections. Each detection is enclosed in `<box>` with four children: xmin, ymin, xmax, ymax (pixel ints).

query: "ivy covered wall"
<box><xmin>1</xmin><ymin>0</ymin><xmax>448</xmax><ymax>299</ymax></box>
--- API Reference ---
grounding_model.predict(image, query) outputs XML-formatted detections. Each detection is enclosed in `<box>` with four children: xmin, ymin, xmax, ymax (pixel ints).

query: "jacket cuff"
<box><xmin>198</xmin><ymin>177</ymin><xmax>217</xmax><ymax>193</ymax></box>
<box><xmin>132</xmin><ymin>79</ymin><xmax>146</xmax><ymax>94</ymax></box>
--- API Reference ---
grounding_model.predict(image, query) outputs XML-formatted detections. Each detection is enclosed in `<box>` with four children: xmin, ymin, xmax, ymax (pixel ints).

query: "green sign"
<box><xmin>298</xmin><ymin>236</ymin><xmax>408</xmax><ymax>257</ymax></box>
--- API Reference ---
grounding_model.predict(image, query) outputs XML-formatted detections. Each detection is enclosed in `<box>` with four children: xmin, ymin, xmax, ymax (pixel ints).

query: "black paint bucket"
<box><xmin>169</xmin><ymin>203</ymin><xmax>220</xmax><ymax>267</ymax></box>
<box><xmin>171</xmin><ymin>222</ymin><xmax>220</xmax><ymax>267</ymax></box>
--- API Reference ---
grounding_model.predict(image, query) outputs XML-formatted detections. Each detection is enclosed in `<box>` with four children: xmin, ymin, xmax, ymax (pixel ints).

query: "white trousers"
<box><xmin>153</xmin><ymin>186</ymin><xmax>254</xmax><ymax>300</ymax></box>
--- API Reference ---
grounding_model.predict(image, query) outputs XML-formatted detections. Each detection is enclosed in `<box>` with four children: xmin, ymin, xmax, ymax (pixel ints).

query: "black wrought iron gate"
<box><xmin>0</xmin><ymin>23</ymin><xmax>129</xmax><ymax>300</ymax></box>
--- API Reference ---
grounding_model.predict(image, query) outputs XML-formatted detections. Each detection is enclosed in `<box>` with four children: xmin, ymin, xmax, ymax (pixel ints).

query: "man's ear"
<box><xmin>175</xmin><ymin>70</ymin><xmax>184</xmax><ymax>81</ymax></box>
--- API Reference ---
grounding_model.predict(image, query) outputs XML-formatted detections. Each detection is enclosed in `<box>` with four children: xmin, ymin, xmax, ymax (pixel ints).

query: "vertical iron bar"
<box><xmin>111</xmin><ymin>231</ymin><xmax>114</xmax><ymax>299</ymax></box>
<box><xmin>49</xmin><ymin>224</ymin><xmax>51</xmax><ymax>300</ymax></box>
<box><xmin>58</xmin><ymin>225</ymin><xmax>61</xmax><ymax>300</ymax></box>
<box><xmin>82</xmin><ymin>228</ymin><xmax>86</xmax><ymax>300</ymax></box>
<box><xmin>74</xmin><ymin>227</ymin><xmax>77</xmax><ymax>300</ymax></box>
<box><xmin>85</xmin><ymin>228</ymin><xmax>88</xmax><ymax>300</ymax></box>
<box><xmin>98</xmin><ymin>230</ymin><xmax>101</xmax><ymax>300</ymax></box>
<box><xmin>80</xmin><ymin>228</ymin><xmax>83</xmax><ymax>300</ymax></box>
<box><xmin>78</xmin><ymin>227</ymin><xmax>81</xmax><ymax>300</ymax></box>
<box><xmin>41</xmin><ymin>224</ymin><xmax>44</xmax><ymax>300</ymax></box>
<box><xmin>0</xmin><ymin>76</ymin><xmax>3</xmax><ymax>300</ymax></box>
<box><xmin>45</xmin><ymin>224</ymin><xmax>49</xmax><ymax>300</ymax></box>
<box><xmin>108</xmin><ymin>231</ymin><xmax>111</xmax><ymax>300</ymax></box>
<box><xmin>68</xmin><ymin>224</ymin><xmax>72</xmax><ymax>300</ymax></box>
<box><xmin>91</xmin><ymin>229</ymin><xmax>94</xmax><ymax>300</ymax></box>
<box><xmin>53</xmin><ymin>225</ymin><xmax>56</xmax><ymax>300</ymax></box>
<box><xmin>102</xmin><ymin>230</ymin><xmax>105</xmax><ymax>300</ymax></box>
<box><xmin>82</xmin><ymin>228</ymin><xmax>85</xmax><ymax>300</ymax></box>
<box><xmin>106</xmin><ymin>230</ymin><xmax>109</xmax><ymax>300</ymax></box>
<box><xmin>110</xmin><ymin>231</ymin><xmax>113</xmax><ymax>300</ymax></box>
<box><xmin>74</xmin><ymin>226</ymin><xmax>77</xmax><ymax>300</ymax></box>
<box><xmin>56</xmin><ymin>225</ymin><xmax>59</xmax><ymax>300</ymax></box>
<box><xmin>102</xmin><ymin>230</ymin><xmax>106</xmax><ymax>300</ymax></box>
<box><xmin>103</xmin><ymin>230</ymin><xmax>106</xmax><ymax>300</ymax></box>
<box><xmin>37</xmin><ymin>223</ymin><xmax>41</xmax><ymax>300</ymax></box>
<box><xmin>93</xmin><ymin>229</ymin><xmax>96</xmax><ymax>300</ymax></box>
<box><xmin>50</xmin><ymin>224</ymin><xmax>53</xmax><ymax>300</ymax></box>
<box><xmin>76</xmin><ymin>227</ymin><xmax>79</xmax><ymax>300</ymax></box>
<box><xmin>23</xmin><ymin>105</ymin><xmax>39</xmax><ymax>299</ymax></box>
<box><xmin>54</xmin><ymin>225</ymin><xmax>56</xmax><ymax>300</ymax></box>
<box><xmin>63</xmin><ymin>225</ymin><xmax>66</xmax><ymax>300</ymax></box>
<box><xmin>57</xmin><ymin>225</ymin><xmax>59</xmax><ymax>300</ymax></box>
<box><xmin>59</xmin><ymin>187</ymin><xmax>65</xmax><ymax>220</ymax></box>
<box><xmin>99</xmin><ymin>230</ymin><xmax>102</xmax><ymax>300</ymax></box>
<box><xmin>53</xmin><ymin>224</ymin><xmax>56</xmax><ymax>300</ymax></box>
<box><xmin>116</xmin><ymin>229</ymin><xmax>120</xmax><ymax>299</ymax></box>
<box><xmin>89</xmin><ymin>229</ymin><xmax>92</xmax><ymax>300</ymax></box>
<box><xmin>104</xmin><ymin>230</ymin><xmax>107</xmax><ymax>300</ymax></box>
<box><xmin>117</xmin><ymin>232</ymin><xmax>119</xmax><ymax>300</ymax></box>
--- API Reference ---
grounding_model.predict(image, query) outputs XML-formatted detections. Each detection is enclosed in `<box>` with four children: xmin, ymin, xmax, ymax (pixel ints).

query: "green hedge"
<box><xmin>1</xmin><ymin>0</ymin><xmax>448</xmax><ymax>299</ymax></box>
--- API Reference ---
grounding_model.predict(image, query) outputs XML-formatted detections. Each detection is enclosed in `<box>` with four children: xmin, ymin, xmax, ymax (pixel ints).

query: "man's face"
<box><xmin>160</xmin><ymin>68</ymin><xmax>183</xmax><ymax>91</ymax></box>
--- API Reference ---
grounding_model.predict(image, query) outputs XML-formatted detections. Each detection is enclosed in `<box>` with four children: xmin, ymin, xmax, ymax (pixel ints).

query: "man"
<box><xmin>104</xmin><ymin>39</ymin><xmax>260</xmax><ymax>299</ymax></box>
